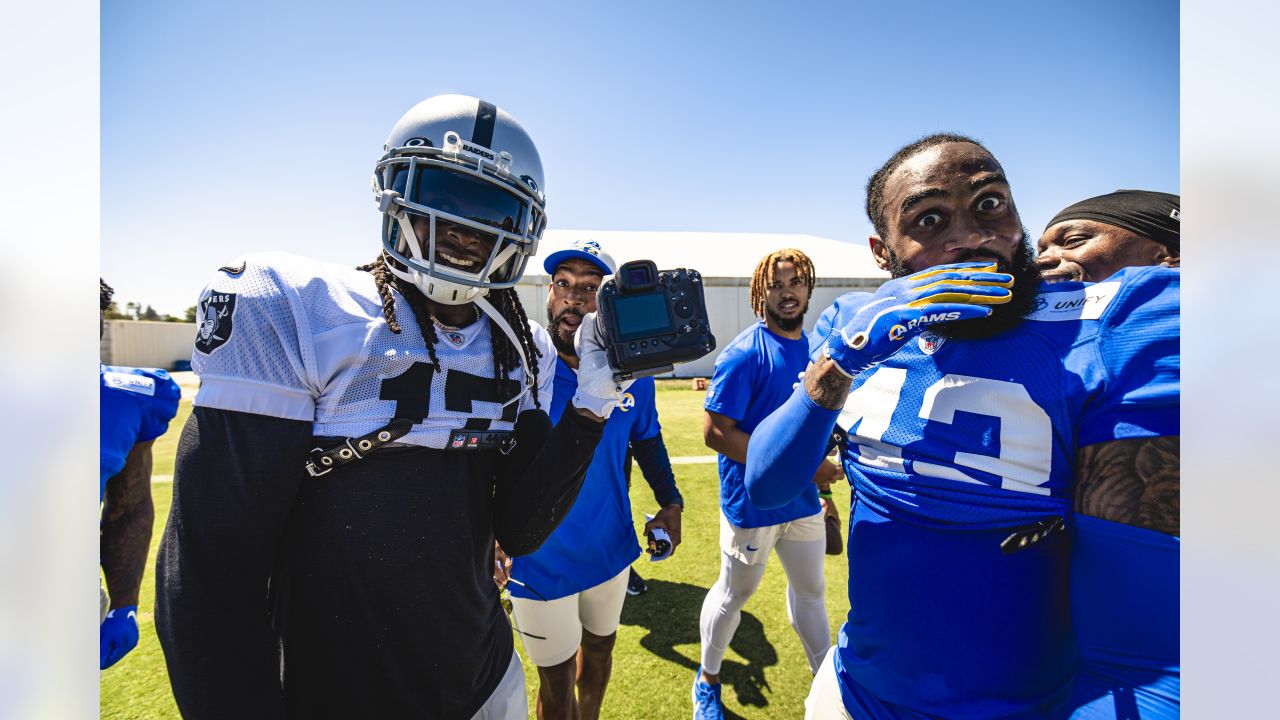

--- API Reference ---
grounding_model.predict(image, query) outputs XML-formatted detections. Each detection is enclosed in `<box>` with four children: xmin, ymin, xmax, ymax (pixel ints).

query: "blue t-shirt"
<box><xmin>1068</xmin><ymin>515</ymin><xmax>1180</xmax><ymax>719</ymax></box>
<box><xmin>705</xmin><ymin>322</ymin><xmax>820</xmax><ymax>528</ymax></box>
<box><xmin>508</xmin><ymin>359</ymin><xmax>660</xmax><ymax>600</ymax></box>
<box><xmin>100</xmin><ymin>364</ymin><xmax>182</xmax><ymax>500</ymax></box>
<box><xmin>806</xmin><ymin>267</ymin><xmax>1180</xmax><ymax>718</ymax></box>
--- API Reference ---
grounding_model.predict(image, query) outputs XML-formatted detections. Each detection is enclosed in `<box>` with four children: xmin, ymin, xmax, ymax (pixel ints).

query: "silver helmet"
<box><xmin>372</xmin><ymin>94</ymin><xmax>547</xmax><ymax>305</ymax></box>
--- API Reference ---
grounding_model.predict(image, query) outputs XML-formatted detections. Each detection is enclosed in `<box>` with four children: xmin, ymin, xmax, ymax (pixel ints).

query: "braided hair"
<box><xmin>749</xmin><ymin>248</ymin><xmax>816</xmax><ymax>319</ymax></box>
<box><xmin>358</xmin><ymin>252</ymin><xmax>542</xmax><ymax>407</ymax></box>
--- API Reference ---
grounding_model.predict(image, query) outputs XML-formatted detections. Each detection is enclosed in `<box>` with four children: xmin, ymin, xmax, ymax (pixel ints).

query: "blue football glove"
<box><xmin>100</xmin><ymin>605</ymin><xmax>139</xmax><ymax>670</ymax></box>
<box><xmin>824</xmin><ymin>262</ymin><xmax>1013</xmax><ymax>376</ymax></box>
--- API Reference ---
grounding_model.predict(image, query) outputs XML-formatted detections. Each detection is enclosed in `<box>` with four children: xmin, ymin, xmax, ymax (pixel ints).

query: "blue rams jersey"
<box><xmin>100</xmin><ymin>365</ymin><xmax>181</xmax><ymax>500</ymax></box>
<box><xmin>705</xmin><ymin>322</ymin><xmax>821</xmax><ymax>528</ymax></box>
<box><xmin>508</xmin><ymin>359</ymin><xmax>660</xmax><ymax>600</ymax></box>
<box><xmin>1068</xmin><ymin>515</ymin><xmax>1180</xmax><ymax>719</ymax></box>
<box><xmin>808</xmin><ymin>266</ymin><xmax>1180</xmax><ymax>718</ymax></box>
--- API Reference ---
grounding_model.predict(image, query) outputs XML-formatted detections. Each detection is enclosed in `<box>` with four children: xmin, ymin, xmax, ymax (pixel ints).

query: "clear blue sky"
<box><xmin>102</xmin><ymin>0</ymin><xmax>1178</xmax><ymax>316</ymax></box>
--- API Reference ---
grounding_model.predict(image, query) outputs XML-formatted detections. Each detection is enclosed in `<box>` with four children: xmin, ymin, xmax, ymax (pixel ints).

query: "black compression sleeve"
<box><xmin>492</xmin><ymin>407</ymin><xmax>604</xmax><ymax>556</ymax></box>
<box><xmin>155</xmin><ymin>407</ymin><xmax>312</xmax><ymax>718</ymax></box>
<box><xmin>631</xmin><ymin>432</ymin><xmax>683</xmax><ymax>508</ymax></box>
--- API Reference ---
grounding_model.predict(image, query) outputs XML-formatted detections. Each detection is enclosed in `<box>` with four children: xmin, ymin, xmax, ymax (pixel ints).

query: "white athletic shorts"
<box><xmin>471</xmin><ymin>648</ymin><xmax>526</xmax><ymax>720</ymax></box>
<box><xmin>508</xmin><ymin>566</ymin><xmax>630</xmax><ymax>667</ymax></box>
<box><xmin>805</xmin><ymin>647</ymin><xmax>853</xmax><ymax>720</ymax></box>
<box><xmin>720</xmin><ymin>510</ymin><xmax>825</xmax><ymax>565</ymax></box>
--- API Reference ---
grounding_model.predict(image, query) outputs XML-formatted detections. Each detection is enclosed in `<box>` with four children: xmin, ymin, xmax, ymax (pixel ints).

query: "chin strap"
<box><xmin>475</xmin><ymin>294</ymin><xmax>534</xmax><ymax>410</ymax></box>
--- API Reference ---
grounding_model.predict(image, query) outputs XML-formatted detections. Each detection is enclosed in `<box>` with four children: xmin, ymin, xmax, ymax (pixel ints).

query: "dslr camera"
<box><xmin>595</xmin><ymin>260</ymin><xmax>716</xmax><ymax>379</ymax></box>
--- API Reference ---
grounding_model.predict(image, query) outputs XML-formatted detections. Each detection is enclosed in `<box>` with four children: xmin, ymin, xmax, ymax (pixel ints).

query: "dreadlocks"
<box><xmin>749</xmin><ymin>248</ymin><xmax>816</xmax><ymax>319</ymax></box>
<box><xmin>101</xmin><ymin>278</ymin><xmax>115</xmax><ymax>313</ymax></box>
<box><xmin>358</xmin><ymin>252</ymin><xmax>543</xmax><ymax>407</ymax></box>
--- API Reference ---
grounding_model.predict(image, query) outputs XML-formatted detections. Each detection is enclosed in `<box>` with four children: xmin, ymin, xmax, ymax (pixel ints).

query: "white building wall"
<box><xmin>101</xmin><ymin>280</ymin><xmax>888</xmax><ymax>377</ymax></box>
<box><xmin>106</xmin><ymin>229</ymin><xmax>889</xmax><ymax>376</ymax></box>
<box><xmin>101</xmin><ymin>320</ymin><xmax>196</xmax><ymax>369</ymax></box>
<box><xmin>525</xmin><ymin>229</ymin><xmax>890</xmax><ymax>376</ymax></box>
<box><xmin>681</xmin><ymin>278</ymin><xmax>886</xmax><ymax>378</ymax></box>
<box><xmin>515</xmin><ymin>275</ymin><xmax>887</xmax><ymax>378</ymax></box>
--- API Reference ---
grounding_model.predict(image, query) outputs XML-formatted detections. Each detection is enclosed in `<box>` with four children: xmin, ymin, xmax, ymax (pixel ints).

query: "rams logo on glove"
<box><xmin>825</xmin><ymin>263</ymin><xmax>1013</xmax><ymax>377</ymax></box>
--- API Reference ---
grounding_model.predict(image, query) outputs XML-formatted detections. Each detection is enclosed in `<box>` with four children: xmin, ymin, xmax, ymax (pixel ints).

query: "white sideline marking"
<box><xmin>671</xmin><ymin>456</ymin><xmax>718</xmax><ymax>465</ymax></box>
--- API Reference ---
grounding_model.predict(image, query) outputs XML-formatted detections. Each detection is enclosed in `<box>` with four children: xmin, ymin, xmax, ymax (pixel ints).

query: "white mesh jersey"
<box><xmin>190</xmin><ymin>251</ymin><xmax>555</xmax><ymax>449</ymax></box>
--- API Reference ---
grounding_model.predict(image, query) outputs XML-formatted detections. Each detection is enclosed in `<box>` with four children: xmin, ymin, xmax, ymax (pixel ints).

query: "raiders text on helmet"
<box><xmin>372</xmin><ymin>95</ymin><xmax>547</xmax><ymax>305</ymax></box>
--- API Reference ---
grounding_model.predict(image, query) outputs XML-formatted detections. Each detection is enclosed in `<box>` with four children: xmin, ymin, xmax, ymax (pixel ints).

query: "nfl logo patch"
<box><xmin>451</xmin><ymin>437</ymin><xmax>464</xmax><ymax>448</ymax></box>
<box><xmin>918</xmin><ymin>332</ymin><xmax>945</xmax><ymax>355</ymax></box>
<box><xmin>445</xmin><ymin>331</ymin><xmax>465</xmax><ymax>346</ymax></box>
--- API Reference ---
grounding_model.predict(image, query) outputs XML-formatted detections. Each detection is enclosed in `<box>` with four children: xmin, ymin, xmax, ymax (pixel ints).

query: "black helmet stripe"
<box><xmin>472</xmin><ymin>100</ymin><xmax>497</xmax><ymax>149</ymax></box>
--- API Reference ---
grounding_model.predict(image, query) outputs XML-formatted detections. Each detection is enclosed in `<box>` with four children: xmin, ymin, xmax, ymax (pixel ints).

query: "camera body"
<box><xmin>595</xmin><ymin>260</ymin><xmax>716</xmax><ymax>379</ymax></box>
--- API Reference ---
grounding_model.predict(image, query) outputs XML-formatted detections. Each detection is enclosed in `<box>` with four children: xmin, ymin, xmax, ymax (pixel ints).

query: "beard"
<box><xmin>885</xmin><ymin>230</ymin><xmax>1041</xmax><ymax>341</ymax></box>
<box><xmin>765</xmin><ymin>299</ymin><xmax>809</xmax><ymax>332</ymax></box>
<box><xmin>547</xmin><ymin>306</ymin><xmax>582</xmax><ymax>356</ymax></box>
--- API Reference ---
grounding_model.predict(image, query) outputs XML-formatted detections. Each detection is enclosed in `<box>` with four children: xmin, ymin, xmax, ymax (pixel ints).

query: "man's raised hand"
<box><xmin>823</xmin><ymin>262</ymin><xmax>1013</xmax><ymax>377</ymax></box>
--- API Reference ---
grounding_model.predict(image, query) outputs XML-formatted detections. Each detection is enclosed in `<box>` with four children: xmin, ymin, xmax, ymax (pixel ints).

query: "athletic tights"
<box><xmin>699</xmin><ymin>537</ymin><xmax>829</xmax><ymax>675</ymax></box>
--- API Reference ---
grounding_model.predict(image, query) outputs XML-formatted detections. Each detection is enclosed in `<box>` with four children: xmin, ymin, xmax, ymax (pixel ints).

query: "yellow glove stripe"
<box><xmin>913</xmin><ymin>276</ymin><xmax>1014</xmax><ymax>295</ymax></box>
<box><xmin>905</xmin><ymin>292</ymin><xmax>1012</xmax><ymax>307</ymax></box>
<box><xmin>907</xmin><ymin>263</ymin><xmax>1000</xmax><ymax>281</ymax></box>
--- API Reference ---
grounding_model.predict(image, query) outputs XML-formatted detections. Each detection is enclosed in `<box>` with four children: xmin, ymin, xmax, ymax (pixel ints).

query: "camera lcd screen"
<box><xmin>612</xmin><ymin>293</ymin><xmax>674</xmax><ymax>340</ymax></box>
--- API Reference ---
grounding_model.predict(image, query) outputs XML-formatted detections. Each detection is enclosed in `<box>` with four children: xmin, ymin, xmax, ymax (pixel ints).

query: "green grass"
<box><xmin>102</xmin><ymin>386</ymin><xmax>851</xmax><ymax>719</ymax></box>
<box><xmin>101</xmin><ymin>479</ymin><xmax>180</xmax><ymax>720</ymax></box>
<box><xmin>150</xmin><ymin>400</ymin><xmax>192</xmax><ymax>477</ymax></box>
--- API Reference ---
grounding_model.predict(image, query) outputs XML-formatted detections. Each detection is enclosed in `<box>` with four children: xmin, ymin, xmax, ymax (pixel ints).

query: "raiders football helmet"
<box><xmin>373</xmin><ymin>94</ymin><xmax>547</xmax><ymax>305</ymax></box>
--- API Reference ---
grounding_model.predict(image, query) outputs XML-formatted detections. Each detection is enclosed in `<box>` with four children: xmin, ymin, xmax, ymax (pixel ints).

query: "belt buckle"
<box><xmin>305</xmin><ymin>447</ymin><xmax>334</xmax><ymax>477</ymax></box>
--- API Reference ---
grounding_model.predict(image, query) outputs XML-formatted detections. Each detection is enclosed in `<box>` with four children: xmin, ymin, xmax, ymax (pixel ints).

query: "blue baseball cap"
<box><xmin>543</xmin><ymin>239</ymin><xmax>616</xmax><ymax>276</ymax></box>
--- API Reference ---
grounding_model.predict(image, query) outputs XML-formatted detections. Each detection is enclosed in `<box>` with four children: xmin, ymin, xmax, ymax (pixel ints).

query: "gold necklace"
<box><xmin>431</xmin><ymin>304</ymin><xmax>481</xmax><ymax>332</ymax></box>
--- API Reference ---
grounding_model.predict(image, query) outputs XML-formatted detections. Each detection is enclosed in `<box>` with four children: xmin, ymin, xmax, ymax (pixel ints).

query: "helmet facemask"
<box><xmin>374</xmin><ymin>135</ymin><xmax>547</xmax><ymax>305</ymax></box>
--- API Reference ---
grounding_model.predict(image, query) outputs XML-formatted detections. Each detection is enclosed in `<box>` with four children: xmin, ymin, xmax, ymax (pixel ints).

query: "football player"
<box><xmin>692</xmin><ymin>249</ymin><xmax>843</xmax><ymax>719</ymax></box>
<box><xmin>1037</xmin><ymin>189</ymin><xmax>1180</xmax><ymax>283</ymax></box>
<box><xmin>155</xmin><ymin>95</ymin><xmax>631</xmax><ymax>719</ymax></box>
<box><xmin>744</xmin><ymin>134</ymin><xmax>1179</xmax><ymax>719</ymax></box>
<box><xmin>1039</xmin><ymin>190</ymin><xmax>1182</xmax><ymax>719</ymax></box>
<box><xmin>498</xmin><ymin>238</ymin><xmax>684</xmax><ymax>720</ymax></box>
<box><xmin>99</xmin><ymin>279</ymin><xmax>181</xmax><ymax>670</ymax></box>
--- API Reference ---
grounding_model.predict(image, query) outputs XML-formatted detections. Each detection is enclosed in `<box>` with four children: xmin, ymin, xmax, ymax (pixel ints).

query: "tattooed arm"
<box><xmin>744</xmin><ymin>359</ymin><xmax>849</xmax><ymax>509</ymax></box>
<box><xmin>101</xmin><ymin>439</ymin><xmax>157</xmax><ymax>609</ymax></box>
<box><xmin>805</xmin><ymin>357</ymin><xmax>855</xmax><ymax>409</ymax></box>
<box><xmin>1075</xmin><ymin>436</ymin><xmax>1180</xmax><ymax>536</ymax></box>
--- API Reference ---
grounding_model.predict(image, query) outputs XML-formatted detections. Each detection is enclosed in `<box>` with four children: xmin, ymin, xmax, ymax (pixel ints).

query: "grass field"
<box><xmin>101</xmin><ymin>382</ymin><xmax>851</xmax><ymax>719</ymax></box>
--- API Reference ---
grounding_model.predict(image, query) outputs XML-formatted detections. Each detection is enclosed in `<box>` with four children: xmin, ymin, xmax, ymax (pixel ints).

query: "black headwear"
<box><xmin>1045</xmin><ymin>190</ymin><xmax>1180</xmax><ymax>251</ymax></box>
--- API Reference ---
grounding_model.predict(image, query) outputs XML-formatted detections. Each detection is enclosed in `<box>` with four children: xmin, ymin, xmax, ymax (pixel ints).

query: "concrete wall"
<box><xmin>101</xmin><ymin>320</ymin><xmax>196</xmax><ymax>370</ymax></box>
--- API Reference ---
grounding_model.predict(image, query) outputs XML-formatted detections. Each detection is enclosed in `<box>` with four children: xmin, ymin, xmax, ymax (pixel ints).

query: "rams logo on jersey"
<box><xmin>618</xmin><ymin>392</ymin><xmax>636</xmax><ymax>412</ymax></box>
